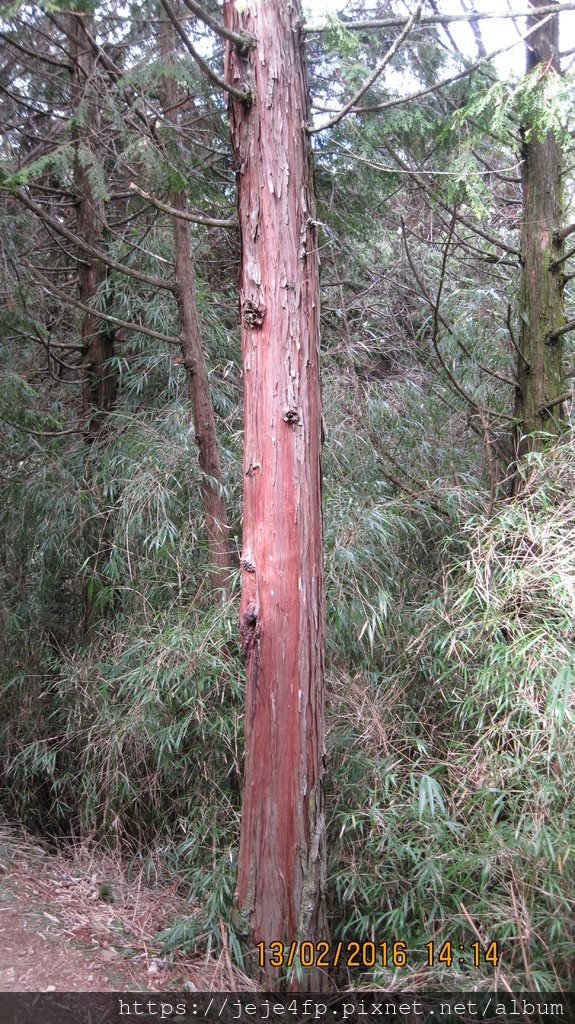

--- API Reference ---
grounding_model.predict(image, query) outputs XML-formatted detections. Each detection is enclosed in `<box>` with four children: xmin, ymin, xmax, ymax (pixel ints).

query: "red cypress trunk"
<box><xmin>224</xmin><ymin>0</ymin><xmax>327</xmax><ymax>989</ymax></box>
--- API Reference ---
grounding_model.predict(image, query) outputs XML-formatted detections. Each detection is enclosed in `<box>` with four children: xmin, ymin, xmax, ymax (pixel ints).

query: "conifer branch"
<box><xmin>159</xmin><ymin>0</ymin><xmax>251</xmax><ymax>103</ymax></box>
<box><xmin>400</xmin><ymin>221</ymin><xmax>518</xmax><ymax>389</ymax></box>
<box><xmin>180</xmin><ymin>0</ymin><xmax>256</xmax><ymax>52</ymax></box>
<box><xmin>312</xmin><ymin>11</ymin><xmax>556</xmax><ymax>121</ymax></box>
<box><xmin>406</xmin><ymin>210</ymin><xmax>515</xmax><ymax>423</ymax></box>
<box><xmin>0</xmin><ymin>30</ymin><xmax>72</xmax><ymax>70</ymax></box>
<box><xmin>24</xmin><ymin>261</ymin><xmax>180</xmax><ymax>347</ymax></box>
<box><xmin>10</xmin><ymin>187</ymin><xmax>176</xmax><ymax>294</ymax></box>
<box><xmin>312</xmin><ymin>3</ymin><xmax>423</xmax><ymax>132</ymax></box>
<box><xmin>128</xmin><ymin>183</ymin><xmax>236</xmax><ymax>228</ymax></box>
<box><xmin>385</xmin><ymin>141</ymin><xmax>520</xmax><ymax>258</ymax></box>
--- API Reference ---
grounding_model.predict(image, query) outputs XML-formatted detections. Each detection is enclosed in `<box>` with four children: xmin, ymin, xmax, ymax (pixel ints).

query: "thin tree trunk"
<box><xmin>225</xmin><ymin>0</ymin><xmax>327</xmax><ymax>989</ymax></box>
<box><xmin>70</xmin><ymin>7</ymin><xmax>116</xmax><ymax>443</ymax></box>
<box><xmin>70</xmin><ymin>5</ymin><xmax>115</xmax><ymax>631</ymax></box>
<box><xmin>514</xmin><ymin>0</ymin><xmax>566</xmax><ymax>459</ymax></box>
<box><xmin>160</xmin><ymin>23</ymin><xmax>231</xmax><ymax>595</ymax></box>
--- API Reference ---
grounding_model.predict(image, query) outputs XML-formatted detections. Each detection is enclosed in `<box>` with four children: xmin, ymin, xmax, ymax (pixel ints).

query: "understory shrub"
<box><xmin>327</xmin><ymin>438</ymin><xmax>575</xmax><ymax>989</ymax></box>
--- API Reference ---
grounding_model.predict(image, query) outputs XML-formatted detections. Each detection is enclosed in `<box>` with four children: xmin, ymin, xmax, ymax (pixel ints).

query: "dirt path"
<box><xmin>0</xmin><ymin>823</ymin><xmax>244</xmax><ymax>992</ymax></box>
<box><xmin>0</xmin><ymin>895</ymin><xmax>129</xmax><ymax>991</ymax></box>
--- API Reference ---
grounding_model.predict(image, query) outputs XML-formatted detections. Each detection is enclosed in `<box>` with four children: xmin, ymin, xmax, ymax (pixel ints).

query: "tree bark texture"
<box><xmin>224</xmin><ymin>0</ymin><xmax>327</xmax><ymax>988</ymax></box>
<box><xmin>160</xmin><ymin>22</ymin><xmax>231</xmax><ymax>594</ymax></box>
<box><xmin>515</xmin><ymin>0</ymin><xmax>566</xmax><ymax>458</ymax></box>
<box><xmin>70</xmin><ymin>8</ymin><xmax>116</xmax><ymax>443</ymax></box>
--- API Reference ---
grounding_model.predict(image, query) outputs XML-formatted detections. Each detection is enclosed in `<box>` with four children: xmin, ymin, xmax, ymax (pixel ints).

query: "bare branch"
<box><xmin>0</xmin><ymin>29</ymin><xmax>72</xmax><ymax>70</ymax></box>
<box><xmin>376</xmin><ymin>459</ymin><xmax>451</xmax><ymax>518</ymax></box>
<box><xmin>539</xmin><ymin>390</ymin><xmax>573</xmax><ymax>413</ymax></box>
<box><xmin>461</xmin><ymin>0</ymin><xmax>487</xmax><ymax>59</ymax></box>
<box><xmin>329</xmin><ymin>138</ymin><xmax>520</xmax><ymax>181</ymax></box>
<box><xmin>550</xmin><ymin>243</ymin><xmax>575</xmax><ymax>269</ymax></box>
<box><xmin>159</xmin><ymin>0</ymin><xmax>251</xmax><ymax>103</ymax></box>
<box><xmin>313</xmin><ymin>3</ymin><xmax>422</xmax><ymax>132</ymax></box>
<box><xmin>24</xmin><ymin>261</ymin><xmax>180</xmax><ymax>347</ymax></box>
<box><xmin>180</xmin><ymin>0</ymin><xmax>255</xmax><ymax>52</ymax></box>
<box><xmin>506</xmin><ymin>303</ymin><xmax>523</xmax><ymax>359</ymax></box>
<box><xmin>549</xmin><ymin>318</ymin><xmax>575</xmax><ymax>341</ymax></box>
<box><xmin>128</xmin><ymin>183</ymin><xmax>236</xmax><ymax>228</ymax></box>
<box><xmin>420</xmin><ymin>210</ymin><xmax>515</xmax><ymax>421</ymax></box>
<box><xmin>8</xmin><ymin>187</ymin><xmax>176</xmax><ymax>293</ymax></box>
<box><xmin>556</xmin><ymin>222</ymin><xmax>575</xmax><ymax>242</ymax></box>
<box><xmin>385</xmin><ymin>141</ymin><xmax>520</xmax><ymax>257</ymax></box>
<box><xmin>304</xmin><ymin>4</ymin><xmax>575</xmax><ymax>34</ymax></box>
<box><xmin>318</xmin><ymin>11</ymin><xmax>555</xmax><ymax>120</ymax></box>
<box><xmin>0</xmin><ymin>413</ymin><xmax>85</xmax><ymax>439</ymax></box>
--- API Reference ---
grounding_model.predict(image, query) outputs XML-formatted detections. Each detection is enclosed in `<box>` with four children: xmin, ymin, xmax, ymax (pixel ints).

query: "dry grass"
<box><xmin>0</xmin><ymin>820</ymin><xmax>255</xmax><ymax>991</ymax></box>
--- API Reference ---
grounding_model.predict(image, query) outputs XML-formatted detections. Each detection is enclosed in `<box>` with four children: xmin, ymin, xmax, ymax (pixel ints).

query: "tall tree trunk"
<box><xmin>70</xmin><ymin>6</ymin><xmax>116</xmax><ymax>443</ymax></box>
<box><xmin>70</xmin><ymin>5</ymin><xmax>115</xmax><ymax>631</ymax></box>
<box><xmin>160</xmin><ymin>22</ymin><xmax>231</xmax><ymax>595</ymax></box>
<box><xmin>224</xmin><ymin>0</ymin><xmax>327</xmax><ymax>989</ymax></box>
<box><xmin>514</xmin><ymin>0</ymin><xmax>566</xmax><ymax>460</ymax></box>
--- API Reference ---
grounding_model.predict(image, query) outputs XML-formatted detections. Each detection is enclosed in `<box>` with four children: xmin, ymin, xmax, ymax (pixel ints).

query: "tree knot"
<box><xmin>283</xmin><ymin>407</ymin><xmax>301</xmax><ymax>426</ymax></box>
<box><xmin>242</xmin><ymin>299</ymin><xmax>266</xmax><ymax>329</ymax></box>
<box><xmin>239</xmin><ymin>601</ymin><xmax>260</xmax><ymax>658</ymax></box>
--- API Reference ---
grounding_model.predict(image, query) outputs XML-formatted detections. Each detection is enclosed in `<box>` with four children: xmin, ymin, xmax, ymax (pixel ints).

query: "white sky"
<box><xmin>304</xmin><ymin>0</ymin><xmax>575</xmax><ymax>79</ymax></box>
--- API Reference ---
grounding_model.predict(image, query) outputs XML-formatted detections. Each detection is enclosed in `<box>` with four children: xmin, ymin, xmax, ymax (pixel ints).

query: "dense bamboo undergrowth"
<box><xmin>2</xmin><ymin>330</ymin><xmax>575</xmax><ymax>984</ymax></box>
<box><xmin>1</xmin><ymin>0</ymin><xmax>575</xmax><ymax>992</ymax></box>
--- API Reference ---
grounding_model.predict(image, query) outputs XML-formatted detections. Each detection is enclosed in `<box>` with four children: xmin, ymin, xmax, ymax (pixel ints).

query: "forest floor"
<box><xmin>0</xmin><ymin>823</ymin><xmax>248</xmax><ymax>992</ymax></box>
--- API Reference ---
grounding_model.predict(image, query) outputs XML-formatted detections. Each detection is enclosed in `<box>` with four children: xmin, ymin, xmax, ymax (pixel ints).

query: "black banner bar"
<box><xmin>0</xmin><ymin>992</ymin><xmax>573</xmax><ymax>1024</ymax></box>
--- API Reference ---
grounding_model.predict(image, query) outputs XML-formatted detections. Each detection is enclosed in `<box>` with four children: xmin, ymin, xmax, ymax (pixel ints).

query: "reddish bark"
<box><xmin>514</xmin><ymin>0</ymin><xmax>566</xmax><ymax>459</ymax></box>
<box><xmin>225</xmin><ymin>0</ymin><xmax>327</xmax><ymax>989</ymax></box>
<box><xmin>161</xmin><ymin>25</ymin><xmax>231</xmax><ymax>594</ymax></box>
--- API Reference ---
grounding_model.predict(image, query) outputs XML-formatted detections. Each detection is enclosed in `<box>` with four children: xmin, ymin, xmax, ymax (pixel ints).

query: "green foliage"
<box><xmin>322</xmin><ymin>17</ymin><xmax>360</xmax><ymax>60</ymax></box>
<box><xmin>440</xmin><ymin>148</ymin><xmax>493</xmax><ymax>220</ymax></box>
<box><xmin>0</xmin><ymin>388</ymin><xmax>244</xmax><ymax>941</ymax></box>
<box><xmin>76</xmin><ymin>144</ymin><xmax>110</xmax><ymax>202</ymax></box>
<box><xmin>515</xmin><ymin>68</ymin><xmax>574</xmax><ymax>146</ymax></box>
<box><xmin>1</xmin><ymin>146</ymin><xmax>74</xmax><ymax>191</ymax></box>
<box><xmin>455</xmin><ymin>68</ymin><xmax>575</xmax><ymax>147</ymax></box>
<box><xmin>328</xmin><ymin>439</ymin><xmax>575</xmax><ymax>988</ymax></box>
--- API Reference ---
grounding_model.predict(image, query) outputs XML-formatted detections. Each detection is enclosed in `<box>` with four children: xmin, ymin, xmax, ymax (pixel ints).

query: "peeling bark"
<box><xmin>514</xmin><ymin>0</ymin><xmax>566</xmax><ymax>460</ymax></box>
<box><xmin>224</xmin><ymin>0</ymin><xmax>327</xmax><ymax>989</ymax></box>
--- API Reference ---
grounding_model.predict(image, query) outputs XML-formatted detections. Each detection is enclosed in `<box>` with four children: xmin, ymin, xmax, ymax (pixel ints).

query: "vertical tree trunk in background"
<box><xmin>160</xmin><ymin>22</ymin><xmax>230</xmax><ymax>595</ymax></box>
<box><xmin>225</xmin><ymin>0</ymin><xmax>327</xmax><ymax>989</ymax></box>
<box><xmin>514</xmin><ymin>0</ymin><xmax>566</xmax><ymax>460</ymax></box>
<box><xmin>70</xmin><ymin>7</ymin><xmax>116</xmax><ymax>443</ymax></box>
<box><xmin>70</xmin><ymin>5</ymin><xmax>115</xmax><ymax>631</ymax></box>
